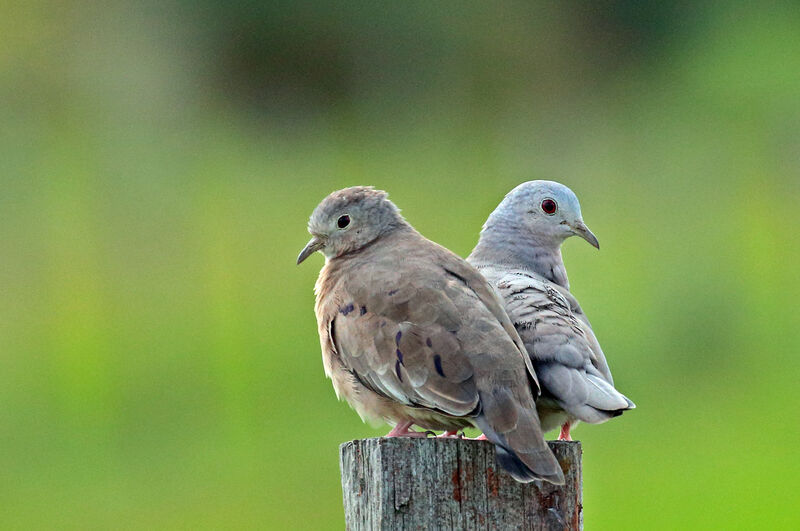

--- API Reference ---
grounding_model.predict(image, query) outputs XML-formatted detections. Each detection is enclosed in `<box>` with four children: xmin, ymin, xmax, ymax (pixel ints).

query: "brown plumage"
<box><xmin>298</xmin><ymin>187</ymin><xmax>564</xmax><ymax>484</ymax></box>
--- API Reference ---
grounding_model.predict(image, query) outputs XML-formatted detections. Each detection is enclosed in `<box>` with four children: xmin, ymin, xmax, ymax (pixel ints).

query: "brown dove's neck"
<box><xmin>469</xmin><ymin>224</ymin><xmax>569</xmax><ymax>289</ymax></box>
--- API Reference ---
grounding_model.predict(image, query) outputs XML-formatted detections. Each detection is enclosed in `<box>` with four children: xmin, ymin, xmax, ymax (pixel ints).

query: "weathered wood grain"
<box><xmin>340</xmin><ymin>438</ymin><xmax>581</xmax><ymax>530</ymax></box>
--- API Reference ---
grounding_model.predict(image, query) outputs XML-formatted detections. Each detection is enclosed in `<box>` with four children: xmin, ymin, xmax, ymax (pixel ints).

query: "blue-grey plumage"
<box><xmin>468</xmin><ymin>180</ymin><xmax>634</xmax><ymax>440</ymax></box>
<box><xmin>469</xmin><ymin>180</ymin><xmax>599</xmax><ymax>290</ymax></box>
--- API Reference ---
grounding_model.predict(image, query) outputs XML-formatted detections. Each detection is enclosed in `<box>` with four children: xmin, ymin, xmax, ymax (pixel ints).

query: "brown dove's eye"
<box><xmin>337</xmin><ymin>215</ymin><xmax>351</xmax><ymax>229</ymax></box>
<box><xmin>541</xmin><ymin>199</ymin><xmax>557</xmax><ymax>215</ymax></box>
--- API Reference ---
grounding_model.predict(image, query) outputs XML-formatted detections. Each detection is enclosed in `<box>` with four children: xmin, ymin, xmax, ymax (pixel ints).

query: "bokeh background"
<box><xmin>2</xmin><ymin>1</ymin><xmax>799</xmax><ymax>529</ymax></box>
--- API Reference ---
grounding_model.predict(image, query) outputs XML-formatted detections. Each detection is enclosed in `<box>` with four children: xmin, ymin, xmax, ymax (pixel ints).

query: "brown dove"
<box><xmin>468</xmin><ymin>180</ymin><xmax>634</xmax><ymax>441</ymax></box>
<box><xmin>297</xmin><ymin>186</ymin><xmax>564</xmax><ymax>484</ymax></box>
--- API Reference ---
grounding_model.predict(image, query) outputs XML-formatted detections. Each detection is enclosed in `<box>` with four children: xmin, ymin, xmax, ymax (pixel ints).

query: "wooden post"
<box><xmin>340</xmin><ymin>438</ymin><xmax>582</xmax><ymax>530</ymax></box>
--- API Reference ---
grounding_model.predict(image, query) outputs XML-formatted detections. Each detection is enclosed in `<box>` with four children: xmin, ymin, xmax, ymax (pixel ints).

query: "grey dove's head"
<box><xmin>297</xmin><ymin>186</ymin><xmax>409</xmax><ymax>264</ymax></box>
<box><xmin>485</xmin><ymin>180</ymin><xmax>599</xmax><ymax>249</ymax></box>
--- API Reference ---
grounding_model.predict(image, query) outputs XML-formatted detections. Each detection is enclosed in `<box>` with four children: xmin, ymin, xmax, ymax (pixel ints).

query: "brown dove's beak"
<box><xmin>297</xmin><ymin>236</ymin><xmax>325</xmax><ymax>265</ymax></box>
<box><xmin>571</xmin><ymin>222</ymin><xmax>600</xmax><ymax>249</ymax></box>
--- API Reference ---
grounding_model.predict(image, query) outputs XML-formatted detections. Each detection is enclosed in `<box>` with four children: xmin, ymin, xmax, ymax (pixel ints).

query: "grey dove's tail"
<box><xmin>574</xmin><ymin>373</ymin><xmax>636</xmax><ymax>424</ymax></box>
<box><xmin>474</xmin><ymin>388</ymin><xmax>565</xmax><ymax>485</ymax></box>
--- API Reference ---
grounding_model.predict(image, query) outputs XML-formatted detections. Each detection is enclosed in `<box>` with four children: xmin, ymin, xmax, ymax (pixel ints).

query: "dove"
<box><xmin>297</xmin><ymin>186</ymin><xmax>564</xmax><ymax>484</ymax></box>
<box><xmin>468</xmin><ymin>180</ymin><xmax>634</xmax><ymax>441</ymax></box>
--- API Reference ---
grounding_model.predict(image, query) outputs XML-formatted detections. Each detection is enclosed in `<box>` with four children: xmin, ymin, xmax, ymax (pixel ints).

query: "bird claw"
<box><xmin>558</xmin><ymin>423</ymin><xmax>572</xmax><ymax>441</ymax></box>
<box><xmin>385</xmin><ymin>432</ymin><xmax>427</xmax><ymax>438</ymax></box>
<box><xmin>392</xmin><ymin>431</ymin><xmax>429</xmax><ymax>438</ymax></box>
<box><xmin>385</xmin><ymin>421</ymin><xmax>430</xmax><ymax>438</ymax></box>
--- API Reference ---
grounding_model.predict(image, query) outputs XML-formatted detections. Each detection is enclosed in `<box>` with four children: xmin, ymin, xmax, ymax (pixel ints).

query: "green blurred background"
<box><xmin>2</xmin><ymin>2</ymin><xmax>799</xmax><ymax>529</ymax></box>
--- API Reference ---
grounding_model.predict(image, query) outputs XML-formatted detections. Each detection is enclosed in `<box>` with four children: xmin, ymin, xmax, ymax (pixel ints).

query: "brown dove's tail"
<box><xmin>475</xmin><ymin>388</ymin><xmax>565</xmax><ymax>485</ymax></box>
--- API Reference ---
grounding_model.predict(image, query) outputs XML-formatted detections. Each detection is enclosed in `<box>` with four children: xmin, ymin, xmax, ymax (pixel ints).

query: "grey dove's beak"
<box><xmin>297</xmin><ymin>236</ymin><xmax>325</xmax><ymax>265</ymax></box>
<box><xmin>571</xmin><ymin>221</ymin><xmax>600</xmax><ymax>249</ymax></box>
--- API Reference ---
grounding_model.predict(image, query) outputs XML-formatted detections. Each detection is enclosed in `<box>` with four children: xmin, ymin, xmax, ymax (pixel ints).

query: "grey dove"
<box><xmin>297</xmin><ymin>186</ymin><xmax>564</xmax><ymax>484</ymax></box>
<box><xmin>468</xmin><ymin>180</ymin><xmax>634</xmax><ymax>441</ymax></box>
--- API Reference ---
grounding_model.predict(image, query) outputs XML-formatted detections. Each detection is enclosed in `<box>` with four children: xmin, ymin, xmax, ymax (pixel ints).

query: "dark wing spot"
<box><xmin>433</xmin><ymin>355</ymin><xmax>445</xmax><ymax>377</ymax></box>
<box><xmin>426</xmin><ymin>338</ymin><xmax>432</xmax><ymax>348</ymax></box>
<box><xmin>360</xmin><ymin>306</ymin><xmax>367</xmax><ymax>316</ymax></box>
<box><xmin>395</xmin><ymin>360</ymin><xmax>403</xmax><ymax>382</ymax></box>
<box><xmin>388</xmin><ymin>289</ymin><xmax>399</xmax><ymax>296</ymax></box>
<box><xmin>396</xmin><ymin>349</ymin><xmax>404</xmax><ymax>364</ymax></box>
<box><xmin>444</xmin><ymin>268</ymin><xmax>468</xmax><ymax>285</ymax></box>
<box><xmin>339</xmin><ymin>303</ymin><xmax>355</xmax><ymax>316</ymax></box>
<box><xmin>395</xmin><ymin>331</ymin><xmax>402</xmax><ymax>345</ymax></box>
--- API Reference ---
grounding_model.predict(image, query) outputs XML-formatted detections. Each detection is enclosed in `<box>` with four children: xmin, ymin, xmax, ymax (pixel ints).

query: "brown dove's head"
<box><xmin>297</xmin><ymin>186</ymin><xmax>409</xmax><ymax>264</ymax></box>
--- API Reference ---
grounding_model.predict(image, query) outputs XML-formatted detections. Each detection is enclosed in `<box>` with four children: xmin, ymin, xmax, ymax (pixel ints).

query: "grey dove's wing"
<box><xmin>491</xmin><ymin>271</ymin><xmax>634</xmax><ymax>424</ymax></box>
<box><xmin>324</xmin><ymin>236</ymin><xmax>563</xmax><ymax>484</ymax></box>
<box><xmin>550</xmin><ymin>283</ymin><xmax>614</xmax><ymax>384</ymax></box>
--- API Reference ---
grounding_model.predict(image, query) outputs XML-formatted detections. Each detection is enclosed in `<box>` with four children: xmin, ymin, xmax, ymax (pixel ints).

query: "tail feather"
<box><xmin>566</xmin><ymin>374</ymin><xmax>635</xmax><ymax>424</ymax></box>
<box><xmin>475</xmin><ymin>389</ymin><xmax>565</xmax><ymax>485</ymax></box>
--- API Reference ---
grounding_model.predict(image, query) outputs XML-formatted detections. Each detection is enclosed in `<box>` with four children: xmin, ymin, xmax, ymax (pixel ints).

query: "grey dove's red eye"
<box><xmin>337</xmin><ymin>215</ymin><xmax>351</xmax><ymax>228</ymax></box>
<box><xmin>541</xmin><ymin>199</ymin><xmax>557</xmax><ymax>215</ymax></box>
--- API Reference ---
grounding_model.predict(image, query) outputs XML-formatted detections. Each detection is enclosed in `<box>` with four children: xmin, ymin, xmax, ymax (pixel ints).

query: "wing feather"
<box><xmin>330</xmin><ymin>271</ymin><xmax>480</xmax><ymax>417</ymax></box>
<box><xmin>488</xmin><ymin>270</ymin><xmax>633</xmax><ymax>421</ymax></box>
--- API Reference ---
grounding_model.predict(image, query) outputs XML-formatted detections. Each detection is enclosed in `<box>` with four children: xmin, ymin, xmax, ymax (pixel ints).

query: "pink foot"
<box><xmin>558</xmin><ymin>422</ymin><xmax>572</xmax><ymax>441</ymax></box>
<box><xmin>437</xmin><ymin>430</ymin><xmax>462</xmax><ymax>438</ymax></box>
<box><xmin>385</xmin><ymin>421</ymin><xmax>428</xmax><ymax>438</ymax></box>
<box><xmin>466</xmin><ymin>434</ymin><xmax>488</xmax><ymax>441</ymax></box>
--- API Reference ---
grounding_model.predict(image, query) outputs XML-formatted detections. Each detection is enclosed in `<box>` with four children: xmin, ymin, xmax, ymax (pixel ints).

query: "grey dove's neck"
<box><xmin>469</xmin><ymin>221</ymin><xmax>570</xmax><ymax>289</ymax></box>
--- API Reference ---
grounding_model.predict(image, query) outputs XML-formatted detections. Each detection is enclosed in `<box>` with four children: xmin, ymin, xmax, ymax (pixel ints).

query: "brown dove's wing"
<box><xmin>425</xmin><ymin>244</ymin><xmax>541</xmax><ymax>396</ymax></box>
<box><xmin>331</xmin><ymin>271</ymin><xmax>479</xmax><ymax>417</ymax></box>
<box><xmin>420</xmin><ymin>247</ymin><xmax>563</xmax><ymax>482</ymax></box>
<box><xmin>492</xmin><ymin>271</ymin><xmax>634</xmax><ymax>423</ymax></box>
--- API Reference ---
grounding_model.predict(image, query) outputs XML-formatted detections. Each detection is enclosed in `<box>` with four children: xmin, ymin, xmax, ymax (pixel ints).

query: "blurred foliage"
<box><xmin>1</xmin><ymin>1</ymin><xmax>799</xmax><ymax>529</ymax></box>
